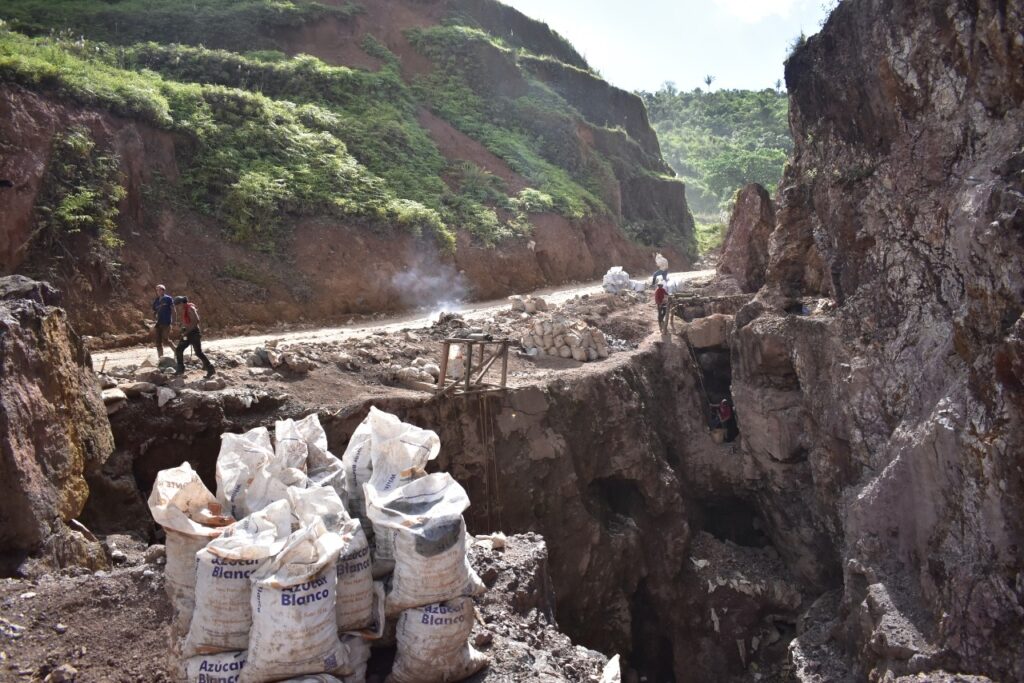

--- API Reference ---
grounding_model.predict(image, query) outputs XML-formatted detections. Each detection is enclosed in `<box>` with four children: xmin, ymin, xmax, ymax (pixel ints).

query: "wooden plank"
<box><xmin>500</xmin><ymin>342</ymin><xmax>508</xmax><ymax>388</ymax></box>
<box><xmin>436</xmin><ymin>341</ymin><xmax>450</xmax><ymax>393</ymax></box>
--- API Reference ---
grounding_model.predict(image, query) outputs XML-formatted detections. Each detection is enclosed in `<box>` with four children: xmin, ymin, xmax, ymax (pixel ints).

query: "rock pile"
<box><xmin>508</xmin><ymin>295</ymin><xmax>550</xmax><ymax>313</ymax></box>
<box><xmin>519</xmin><ymin>317</ymin><xmax>611</xmax><ymax>362</ymax></box>
<box><xmin>149</xmin><ymin>409</ymin><xmax>488</xmax><ymax>683</ymax></box>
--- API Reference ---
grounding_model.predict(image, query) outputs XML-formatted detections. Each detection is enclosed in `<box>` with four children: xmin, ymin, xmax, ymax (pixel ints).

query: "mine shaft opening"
<box><xmin>586</xmin><ymin>477</ymin><xmax>646</xmax><ymax>530</ymax></box>
<box><xmin>695</xmin><ymin>349</ymin><xmax>740</xmax><ymax>441</ymax></box>
<box><xmin>693</xmin><ymin>497</ymin><xmax>772</xmax><ymax>549</ymax></box>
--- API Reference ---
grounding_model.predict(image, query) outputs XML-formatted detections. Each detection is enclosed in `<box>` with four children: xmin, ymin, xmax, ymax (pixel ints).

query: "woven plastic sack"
<box><xmin>334</xmin><ymin>519</ymin><xmax>375</xmax><ymax>633</ymax></box>
<box><xmin>183</xmin><ymin>500</ymin><xmax>293</xmax><ymax>656</ymax></box>
<box><xmin>148</xmin><ymin>462</ymin><xmax>233</xmax><ymax>636</ymax></box>
<box><xmin>387</xmin><ymin>597</ymin><xmax>487</xmax><ymax>683</ymax></box>
<box><xmin>185</xmin><ymin>650</ymin><xmax>247</xmax><ymax>683</ymax></box>
<box><xmin>366</xmin><ymin>473</ymin><xmax>484</xmax><ymax>615</ymax></box>
<box><xmin>217</xmin><ymin>426</ymin><xmax>310</xmax><ymax>519</ymax></box>
<box><xmin>242</xmin><ymin>520</ymin><xmax>349</xmax><ymax>683</ymax></box>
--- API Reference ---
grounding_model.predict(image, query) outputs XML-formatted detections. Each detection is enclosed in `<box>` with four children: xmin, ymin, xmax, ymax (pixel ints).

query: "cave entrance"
<box><xmin>693</xmin><ymin>497</ymin><xmax>771</xmax><ymax>548</ymax></box>
<box><xmin>694</xmin><ymin>349</ymin><xmax>740</xmax><ymax>443</ymax></box>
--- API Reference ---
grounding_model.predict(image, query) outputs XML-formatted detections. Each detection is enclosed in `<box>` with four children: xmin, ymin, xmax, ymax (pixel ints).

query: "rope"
<box><xmin>477</xmin><ymin>394</ymin><xmax>503</xmax><ymax>532</ymax></box>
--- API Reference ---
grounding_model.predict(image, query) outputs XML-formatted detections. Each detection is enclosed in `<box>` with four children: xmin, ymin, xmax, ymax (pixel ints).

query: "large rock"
<box><xmin>0</xmin><ymin>276</ymin><xmax>114</xmax><ymax>569</ymax></box>
<box><xmin>730</xmin><ymin>1</ymin><xmax>1024</xmax><ymax>679</ymax></box>
<box><xmin>684</xmin><ymin>313</ymin><xmax>732</xmax><ymax>349</ymax></box>
<box><xmin>717</xmin><ymin>183</ymin><xmax>775</xmax><ymax>292</ymax></box>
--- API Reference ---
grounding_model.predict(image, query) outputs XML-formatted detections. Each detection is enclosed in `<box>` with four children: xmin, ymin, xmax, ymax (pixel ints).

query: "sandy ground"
<box><xmin>94</xmin><ymin>271</ymin><xmax>713</xmax><ymax>372</ymax></box>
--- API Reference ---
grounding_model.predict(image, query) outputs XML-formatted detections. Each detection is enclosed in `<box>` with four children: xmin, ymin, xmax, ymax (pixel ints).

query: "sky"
<box><xmin>500</xmin><ymin>0</ymin><xmax>835</xmax><ymax>93</ymax></box>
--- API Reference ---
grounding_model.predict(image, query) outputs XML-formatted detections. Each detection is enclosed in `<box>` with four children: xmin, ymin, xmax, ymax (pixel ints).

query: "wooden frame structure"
<box><xmin>436</xmin><ymin>337</ymin><xmax>511</xmax><ymax>396</ymax></box>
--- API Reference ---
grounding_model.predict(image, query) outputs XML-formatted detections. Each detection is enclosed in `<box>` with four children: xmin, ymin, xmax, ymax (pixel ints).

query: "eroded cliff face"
<box><xmin>0</xmin><ymin>276</ymin><xmax>113</xmax><ymax>574</ymax></box>
<box><xmin>730</xmin><ymin>1</ymin><xmax>1024</xmax><ymax>679</ymax></box>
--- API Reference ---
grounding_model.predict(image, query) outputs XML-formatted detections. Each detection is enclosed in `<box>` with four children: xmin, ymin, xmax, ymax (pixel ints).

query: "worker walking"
<box><xmin>152</xmin><ymin>284</ymin><xmax>175</xmax><ymax>358</ymax></box>
<box><xmin>173</xmin><ymin>296</ymin><xmax>215</xmax><ymax>378</ymax></box>
<box><xmin>655</xmin><ymin>281</ymin><xmax>669</xmax><ymax>332</ymax></box>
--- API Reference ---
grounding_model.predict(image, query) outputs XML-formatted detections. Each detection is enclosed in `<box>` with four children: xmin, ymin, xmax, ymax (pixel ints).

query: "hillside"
<box><xmin>0</xmin><ymin>0</ymin><xmax>696</xmax><ymax>339</ymax></box>
<box><xmin>640</xmin><ymin>87</ymin><xmax>791</xmax><ymax>250</ymax></box>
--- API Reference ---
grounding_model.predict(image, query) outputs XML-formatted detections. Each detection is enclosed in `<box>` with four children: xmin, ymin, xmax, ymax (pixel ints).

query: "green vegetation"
<box><xmin>0</xmin><ymin>0</ymin><xmax>692</xmax><ymax>262</ymax></box>
<box><xmin>33</xmin><ymin>124</ymin><xmax>126</xmax><ymax>265</ymax></box>
<box><xmin>641</xmin><ymin>85</ymin><xmax>791</xmax><ymax>250</ymax></box>
<box><xmin>407</xmin><ymin>25</ymin><xmax>609</xmax><ymax>221</ymax></box>
<box><xmin>0</xmin><ymin>27</ymin><xmax>451</xmax><ymax>250</ymax></box>
<box><xmin>1</xmin><ymin>0</ymin><xmax>362</xmax><ymax>52</ymax></box>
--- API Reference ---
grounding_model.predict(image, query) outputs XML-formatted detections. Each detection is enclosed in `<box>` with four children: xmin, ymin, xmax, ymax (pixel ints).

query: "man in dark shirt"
<box><xmin>152</xmin><ymin>284</ymin><xmax>175</xmax><ymax>358</ymax></box>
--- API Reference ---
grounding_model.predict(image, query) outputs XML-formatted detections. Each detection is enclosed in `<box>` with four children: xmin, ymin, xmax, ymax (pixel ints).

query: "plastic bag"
<box><xmin>387</xmin><ymin>597</ymin><xmax>487</xmax><ymax>683</ymax></box>
<box><xmin>184</xmin><ymin>500</ymin><xmax>294</xmax><ymax>656</ymax></box>
<box><xmin>243</xmin><ymin>520</ymin><xmax>349</xmax><ymax>683</ymax></box>
<box><xmin>366</xmin><ymin>473</ymin><xmax>484</xmax><ymax>615</ymax></box>
<box><xmin>217</xmin><ymin>427</ymin><xmax>309</xmax><ymax>519</ymax></box>
<box><xmin>334</xmin><ymin>520</ymin><xmax>375</xmax><ymax>633</ymax></box>
<box><xmin>149</xmin><ymin>462</ymin><xmax>234</xmax><ymax>636</ymax></box>
<box><xmin>185</xmin><ymin>650</ymin><xmax>247</xmax><ymax>683</ymax></box>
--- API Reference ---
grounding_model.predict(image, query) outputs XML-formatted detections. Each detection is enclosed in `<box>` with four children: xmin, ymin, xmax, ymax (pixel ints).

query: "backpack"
<box><xmin>183</xmin><ymin>302</ymin><xmax>200</xmax><ymax>328</ymax></box>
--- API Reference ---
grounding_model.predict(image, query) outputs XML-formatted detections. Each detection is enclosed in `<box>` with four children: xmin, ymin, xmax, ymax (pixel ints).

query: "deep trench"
<box><xmin>89</xmin><ymin>340</ymin><xmax>817</xmax><ymax>683</ymax></box>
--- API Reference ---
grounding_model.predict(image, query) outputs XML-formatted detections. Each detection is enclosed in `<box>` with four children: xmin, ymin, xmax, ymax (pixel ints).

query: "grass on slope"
<box><xmin>407</xmin><ymin>25</ymin><xmax>611</xmax><ymax>221</ymax></box>
<box><xmin>0</xmin><ymin>26</ymin><xmax>452</xmax><ymax>251</ymax></box>
<box><xmin>0</xmin><ymin>0</ymin><xmax>362</xmax><ymax>52</ymax></box>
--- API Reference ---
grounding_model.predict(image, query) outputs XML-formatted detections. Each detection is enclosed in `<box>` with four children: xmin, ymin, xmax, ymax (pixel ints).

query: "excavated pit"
<box><xmin>86</xmin><ymin>330</ymin><xmax>819</xmax><ymax>683</ymax></box>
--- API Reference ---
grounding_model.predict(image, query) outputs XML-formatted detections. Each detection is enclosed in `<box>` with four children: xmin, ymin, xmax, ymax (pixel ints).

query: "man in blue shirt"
<box><xmin>152</xmin><ymin>284</ymin><xmax>175</xmax><ymax>358</ymax></box>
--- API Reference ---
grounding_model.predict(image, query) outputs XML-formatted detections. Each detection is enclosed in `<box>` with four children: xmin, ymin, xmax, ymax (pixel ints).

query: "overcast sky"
<box><xmin>500</xmin><ymin>0</ymin><xmax>835</xmax><ymax>93</ymax></box>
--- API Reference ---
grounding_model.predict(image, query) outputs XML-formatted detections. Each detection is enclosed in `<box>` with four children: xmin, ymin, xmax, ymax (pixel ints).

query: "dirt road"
<box><xmin>94</xmin><ymin>270</ymin><xmax>713</xmax><ymax>371</ymax></box>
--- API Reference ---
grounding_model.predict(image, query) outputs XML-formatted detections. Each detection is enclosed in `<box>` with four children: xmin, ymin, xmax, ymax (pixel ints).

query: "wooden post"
<box><xmin>437</xmin><ymin>341</ymin><xmax>450</xmax><ymax>393</ymax></box>
<box><xmin>499</xmin><ymin>341</ymin><xmax>508</xmax><ymax>389</ymax></box>
<box><xmin>464</xmin><ymin>341</ymin><xmax>472</xmax><ymax>392</ymax></box>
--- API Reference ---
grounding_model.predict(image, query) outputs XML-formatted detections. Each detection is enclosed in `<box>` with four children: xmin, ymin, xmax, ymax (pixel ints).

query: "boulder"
<box><xmin>0</xmin><ymin>277</ymin><xmax>114</xmax><ymax>567</ymax></box>
<box><xmin>118</xmin><ymin>382</ymin><xmax>157</xmax><ymax>398</ymax></box>
<box><xmin>684</xmin><ymin>314</ymin><xmax>733</xmax><ymax>349</ymax></box>
<box><xmin>718</xmin><ymin>183</ymin><xmax>775</xmax><ymax>293</ymax></box>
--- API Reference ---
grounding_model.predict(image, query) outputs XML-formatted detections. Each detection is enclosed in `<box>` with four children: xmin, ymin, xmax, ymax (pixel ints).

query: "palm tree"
<box><xmin>703</xmin><ymin>74</ymin><xmax>715</xmax><ymax>90</ymax></box>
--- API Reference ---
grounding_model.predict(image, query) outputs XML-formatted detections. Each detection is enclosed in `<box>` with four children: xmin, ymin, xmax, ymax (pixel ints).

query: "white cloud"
<box><xmin>713</xmin><ymin>0</ymin><xmax>800</xmax><ymax>23</ymax></box>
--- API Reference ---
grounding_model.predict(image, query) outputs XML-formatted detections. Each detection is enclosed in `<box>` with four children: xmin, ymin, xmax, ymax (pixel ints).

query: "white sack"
<box><xmin>366</xmin><ymin>473</ymin><xmax>484</xmax><ymax>615</ymax></box>
<box><xmin>387</xmin><ymin>597</ymin><xmax>488</xmax><ymax>683</ymax></box>
<box><xmin>340</xmin><ymin>415</ymin><xmax>374</xmax><ymax>520</ymax></box>
<box><xmin>185</xmin><ymin>650</ymin><xmax>247</xmax><ymax>683</ymax></box>
<box><xmin>341</xmin><ymin>636</ymin><xmax>371</xmax><ymax>683</ymax></box>
<box><xmin>335</xmin><ymin>520</ymin><xmax>375</xmax><ymax>633</ymax></box>
<box><xmin>149</xmin><ymin>462</ymin><xmax>233</xmax><ymax>636</ymax></box>
<box><xmin>184</xmin><ymin>500</ymin><xmax>294</xmax><ymax>656</ymax></box>
<box><xmin>216</xmin><ymin>427</ymin><xmax>299</xmax><ymax>519</ymax></box>
<box><xmin>601</xmin><ymin>654</ymin><xmax>622</xmax><ymax>683</ymax></box>
<box><xmin>362</xmin><ymin>409</ymin><xmax>440</xmax><ymax>576</ymax></box>
<box><xmin>655</xmin><ymin>253</ymin><xmax>669</xmax><ymax>270</ymax></box>
<box><xmin>243</xmin><ymin>520</ymin><xmax>349</xmax><ymax>683</ymax></box>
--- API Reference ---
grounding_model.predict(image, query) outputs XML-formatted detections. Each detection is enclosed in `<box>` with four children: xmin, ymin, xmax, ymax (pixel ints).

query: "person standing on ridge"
<box><xmin>655</xmin><ymin>281</ymin><xmax>669</xmax><ymax>331</ymax></box>
<box><xmin>174</xmin><ymin>296</ymin><xmax>215</xmax><ymax>378</ymax></box>
<box><xmin>152</xmin><ymin>284</ymin><xmax>175</xmax><ymax>358</ymax></box>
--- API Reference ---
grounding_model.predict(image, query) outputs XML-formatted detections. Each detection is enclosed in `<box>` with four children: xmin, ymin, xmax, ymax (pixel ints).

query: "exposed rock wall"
<box><xmin>718</xmin><ymin>183</ymin><xmax>775</xmax><ymax>293</ymax></box>
<box><xmin>0</xmin><ymin>276</ymin><xmax>113</xmax><ymax>573</ymax></box>
<box><xmin>730</xmin><ymin>0</ymin><xmax>1024</xmax><ymax>679</ymax></box>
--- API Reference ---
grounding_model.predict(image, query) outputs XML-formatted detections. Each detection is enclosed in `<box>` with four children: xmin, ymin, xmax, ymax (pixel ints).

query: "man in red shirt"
<box><xmin>654</xmin><ymin>282</ymin><xmax>669</xmax><ymax>329</ymax></box>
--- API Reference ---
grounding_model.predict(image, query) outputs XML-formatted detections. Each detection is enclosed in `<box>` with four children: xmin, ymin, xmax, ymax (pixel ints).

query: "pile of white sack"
<box><xmin>508</xmin><ymin>295</ymin><xmax>549</xmax><ymax>313</ymax></box>
<box><xmin>519</xmin><ymin>316</ymin><xmax>610</xmax><ymax>361</ymax></box>
<box><xmin>601</xmin><ymin>267</ymin><xmax>648</xmax><ymax>294</ymax></box>
<box><xmin>149</xmin><ymin>408</ymin><xmax>488</xmax><ymax>683</ymax></box>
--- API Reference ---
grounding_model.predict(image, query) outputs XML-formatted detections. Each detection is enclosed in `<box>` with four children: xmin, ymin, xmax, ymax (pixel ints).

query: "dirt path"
<box><xmin>93</xmin><ymin>270</ymin><xmax>714</xmax><ymax>371</ymax></box>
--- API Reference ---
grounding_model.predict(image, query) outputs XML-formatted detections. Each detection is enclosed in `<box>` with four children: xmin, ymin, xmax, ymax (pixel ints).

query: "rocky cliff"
<box><xmin>730</xmin><ymin>0</ymin><xmax>1024</xmax><ymax>679</ymax></box>
<box><xmin>0</xmin><ymin>276</ymin><xmax>113</xmax><ymax>575</ymax></box>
